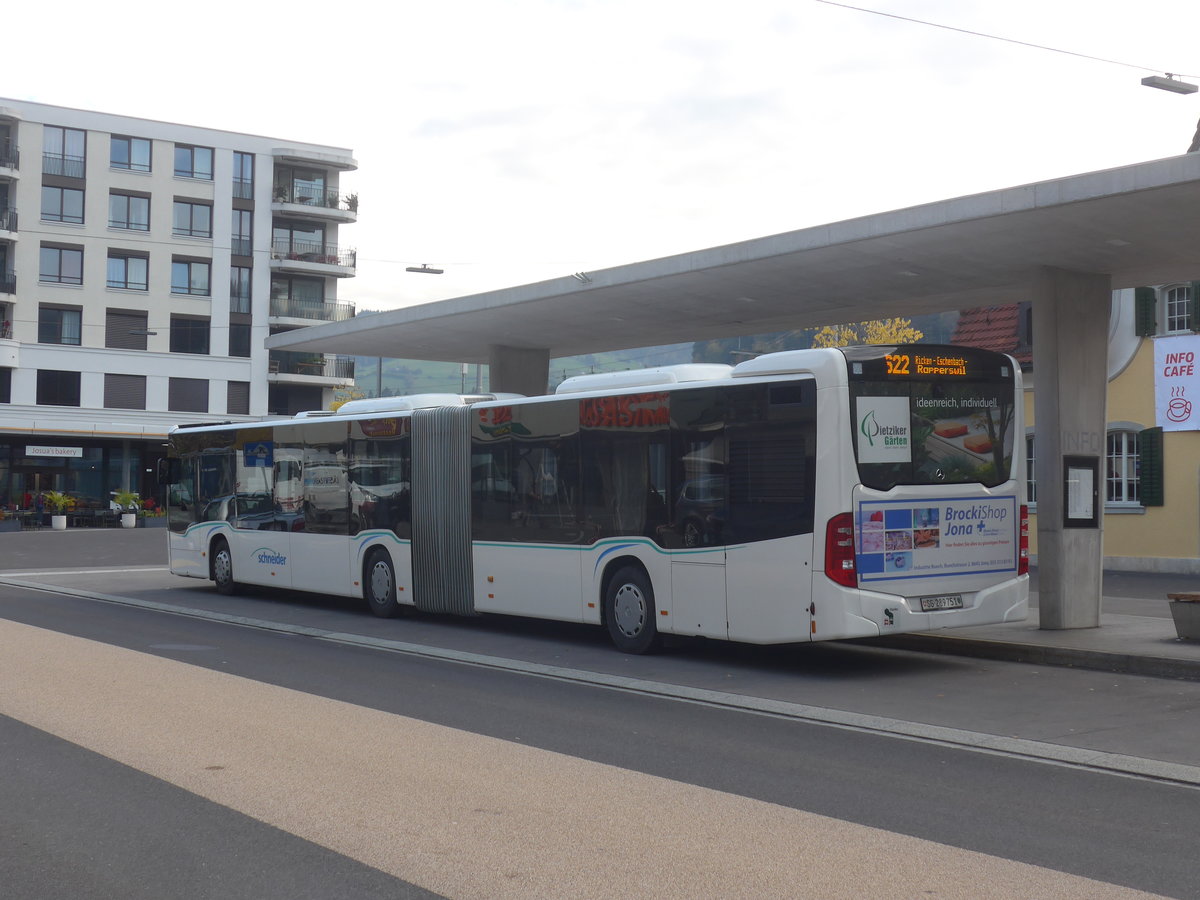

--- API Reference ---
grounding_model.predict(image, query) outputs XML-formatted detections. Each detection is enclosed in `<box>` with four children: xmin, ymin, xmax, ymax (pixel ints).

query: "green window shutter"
<box><xmin>1135</xmin><ymin>287</ymin><xmax>1157</xmax><ymax>336</ymax></box>
<box><xmin>1191</xmin><ymin>281</ymin><xmax>1200</xmax><ymax>332</ymax></box>
<box><xmin>1139</xmin><ymin>426</ymin><xmax>1164</xmax><ymax>507</ymax></box>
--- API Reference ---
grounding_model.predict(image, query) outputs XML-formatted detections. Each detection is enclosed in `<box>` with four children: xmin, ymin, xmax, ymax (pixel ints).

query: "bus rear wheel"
<box><xmin>364</xmin><ymin>548</ymin><xmax>400</xmax><ymax>618</ymax></box>
<box><xmin>604</xmin><ymin>565</ymin><xmax>660</xmax><ymax>654</ymax></box>
<box><xmin>212</xmin><ymin>538</ymin><xmax>236</xmax><ymax>596</ymax></box>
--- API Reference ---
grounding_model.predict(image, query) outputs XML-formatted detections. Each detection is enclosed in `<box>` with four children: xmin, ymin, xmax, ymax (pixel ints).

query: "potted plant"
<box><xmin>114</xmin><ymin>490</ymin><xmax>140</xmax><ymax>528</ymax></box>
<box><xmin>1168</xmin><ymin>592</ymin><xmax>1200</xmax><ymax>640</ymax></box>
<box><xmin>43</xmin><ymin>491</ymin><xmax>70</xmax><ymax>530</ymax></box>
<box><xmin>344</xmin><ymin>192</ymin><xmax>358</xmax><ymax>213</ymax></box>
<box><xmin>138</xmin><ymin>498</ymin><xmax>167</xmax><ymax>528</ymax></box>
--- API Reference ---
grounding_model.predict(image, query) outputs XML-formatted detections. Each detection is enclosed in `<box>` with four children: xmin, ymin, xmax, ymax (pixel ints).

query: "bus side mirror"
<box><xmin>157</xmin><ymin>458</ymin><xmax>181</xmax><ymax>485</ymax></box>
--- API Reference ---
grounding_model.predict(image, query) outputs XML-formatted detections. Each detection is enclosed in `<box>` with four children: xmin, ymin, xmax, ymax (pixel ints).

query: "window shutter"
<box><xmin>1191</xmin><ymin>282</ymin><xmax>1200</xmax><ymax>333</ymax></box>
<box><xmin>227</xmin><ymin>381</ymin><xmax>250</xmax><ymax>415</ymax></box>
<box><xmin>104</xmin><ymin>374</ymin><xmax>147</xmax><ymax>410</ymax></box>
<box><xmin>1139</xmin><ymin>426</ymin><xmax>1164</xmax><ymax>507</ymax></box>
<box><xmin>168</xmin><ymin>377</ymin><xmax>208</xmax><ymax>413</ymax></box>
<box><xmin>1134</xmin><ymin>287</ymin><xmax>1157</xmax><ymax>337</ymax></box>
<box><xmin>106</xmin><ymin>310</ymin><xmax>148</xmax><ymax>349</ymax></box>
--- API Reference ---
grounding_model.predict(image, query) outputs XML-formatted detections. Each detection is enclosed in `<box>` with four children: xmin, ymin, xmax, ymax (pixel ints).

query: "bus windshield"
<box><xmin>844</xmin><ymin>345</ymin><xmax>1017</xmax><ymax>491</ymax></box>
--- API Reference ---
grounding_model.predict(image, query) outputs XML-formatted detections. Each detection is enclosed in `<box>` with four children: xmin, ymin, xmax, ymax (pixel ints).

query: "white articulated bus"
<box><xmin>163</xmin><ymin>345</ymin><xmax>1028</xmax><ymax>653</ymax></box>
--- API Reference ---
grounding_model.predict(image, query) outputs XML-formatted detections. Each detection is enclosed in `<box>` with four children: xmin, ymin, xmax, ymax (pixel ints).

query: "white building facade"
<box><xmin>0</xmin><ymin>99</ymin><xmax>357</xmax><ymax>512</ymax></box>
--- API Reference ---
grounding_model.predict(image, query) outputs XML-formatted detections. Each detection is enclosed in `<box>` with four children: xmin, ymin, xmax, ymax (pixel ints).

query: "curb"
<box><xmin>864</xmin><ymin>633</ymin><xmax>1200</xmax><ymax>682</ymax></box>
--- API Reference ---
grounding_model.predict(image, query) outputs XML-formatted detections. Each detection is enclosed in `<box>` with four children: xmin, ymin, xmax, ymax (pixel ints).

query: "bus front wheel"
<box><xmin>604</xmin><ymin>566</ymin><xmax>660</xmax><ymax>654</ymax></box>
<box><xmin>212</xmin><ymin>538</ymin><xmax>236</xmax><ymax>596</ymax></box>
<box><xmin>364</xmin><ymin>548</ymin><xmax>400</xmax><ymax>618</ymax></box>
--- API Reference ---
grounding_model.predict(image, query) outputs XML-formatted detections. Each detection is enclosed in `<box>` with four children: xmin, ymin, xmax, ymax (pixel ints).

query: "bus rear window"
<box><xmin>845</xmin><ymin>346</ymin><xmax>1017</xmax><ymax>490</ymax></box>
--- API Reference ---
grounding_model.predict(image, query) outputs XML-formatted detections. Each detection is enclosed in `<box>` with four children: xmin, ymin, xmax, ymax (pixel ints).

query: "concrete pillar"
<box><xmin>1032</xmin><ymin>267</ymin><xmax>1111</xmax><ymax>629</ymax></box>
<box><xmin>487</xmin><ymin>345</ymin><xmax>550</xmax><ymax>397</ymax></box>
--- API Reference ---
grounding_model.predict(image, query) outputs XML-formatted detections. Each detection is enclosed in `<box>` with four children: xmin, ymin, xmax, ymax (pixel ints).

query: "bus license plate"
<box><xmin>920</xmin><ymin>594</ymin><xmax>964</xmax><ymax>612</ymax></box>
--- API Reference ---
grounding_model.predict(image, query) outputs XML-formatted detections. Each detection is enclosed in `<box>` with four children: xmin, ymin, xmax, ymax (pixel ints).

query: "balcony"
<box><xmin>0</xmin><ymin>272</ymin><xmax>14</xmax><ymax>295</ymax></box>
<box><xmin>0</xmin><ymin>139</ymin><xmax>17</xmax><ymax>177</ymax></box>
<box><xmin>269</xmin><ymin>351</ymin><xmax>355</xmax><ymax>384</ymax></box>
<box><xmin>270</xmin><ymin>240</ymin><xmax>356</xmax><ymax>276</ymax></box>
<box><xmin>43</xmin><ymin>153</ymin><xmax>85</xmax><ymax>179</ymax></box>
<box><xmin>269</xmin><ymin>296</ymin><xmax>356</xmax><ymax>323</ymax></box>
<box><xmin>0</xmin><ymin>207</ymin><xmax>15</xmax><ymax>238</ymax></box>
<box><xmin>272</xmin><ymin>186</ymin><xmax>358</xmax><ymax>224</ymax></box>
<box><xmin>0</xmin><ymin>317</ymin><xmax>16</xmax><ymax>368</ymax></box>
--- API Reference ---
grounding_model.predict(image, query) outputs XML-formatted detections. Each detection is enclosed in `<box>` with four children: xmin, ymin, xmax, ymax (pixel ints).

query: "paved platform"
<box><xmin>873</xmin><ymin>607</ymin><xmax>1200</xmax><ymax>681</ymax></box>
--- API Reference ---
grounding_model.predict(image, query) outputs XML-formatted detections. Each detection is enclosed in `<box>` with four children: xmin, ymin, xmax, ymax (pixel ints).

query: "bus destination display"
<box><xmin>885</xmin><ymin>353</ymin><xmax>969</xmax><ymax>377</ymax></box>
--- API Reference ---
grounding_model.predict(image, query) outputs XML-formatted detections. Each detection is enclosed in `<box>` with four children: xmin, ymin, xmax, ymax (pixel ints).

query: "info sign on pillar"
<box><xmin>1155</xmin><ymin>334</ymin><xmax>1200</xmax><ymax>431</ymax></box>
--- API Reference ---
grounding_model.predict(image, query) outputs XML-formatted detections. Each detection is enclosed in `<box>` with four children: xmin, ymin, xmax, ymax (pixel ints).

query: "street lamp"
<box><xmin>1141</xmin><ymin>74</ymin><xmax>1198</xmax><ymax>95</ymax></box>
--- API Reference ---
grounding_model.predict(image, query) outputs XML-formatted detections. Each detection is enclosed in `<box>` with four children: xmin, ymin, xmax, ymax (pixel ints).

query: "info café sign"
<box><xmin>1155</xmin><ymin>335</ymin><xmax>1200</xmax><ymax>432</ymax></box>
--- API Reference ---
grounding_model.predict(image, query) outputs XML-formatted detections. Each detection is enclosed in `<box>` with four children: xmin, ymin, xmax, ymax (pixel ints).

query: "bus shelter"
<box><xmin>267</xmin><ymin>153</ymin><xmax>1200</xmax><ymax>631</ymax></box>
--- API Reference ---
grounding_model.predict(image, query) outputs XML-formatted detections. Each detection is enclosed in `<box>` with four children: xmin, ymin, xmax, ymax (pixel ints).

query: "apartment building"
<box><xmin>0</xmin><ymin>99</ymin><xmax>357</xmax><ymax>511</ymax></box>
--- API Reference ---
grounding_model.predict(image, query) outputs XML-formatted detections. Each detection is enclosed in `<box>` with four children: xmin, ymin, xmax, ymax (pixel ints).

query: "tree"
<box><xmin>810</xmin><ymin>318</ymin><xmax>924</xmax><ymax>348</ymax></box>
<box><xmin>328</xmin><ymin>388</ymin><xmax>366</xmax><ymax>412</ymax></box>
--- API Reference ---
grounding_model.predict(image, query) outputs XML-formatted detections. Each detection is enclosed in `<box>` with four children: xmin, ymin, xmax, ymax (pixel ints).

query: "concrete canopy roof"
<box><xmin>267</xmin><ymin>154</ymin><xmax>1200</xmax><ymax>364</ymax></box>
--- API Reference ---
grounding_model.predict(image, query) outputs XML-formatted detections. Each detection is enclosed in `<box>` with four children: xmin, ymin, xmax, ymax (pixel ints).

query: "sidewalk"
<box><xmin>874</xmin><ymin>607</ymin><xmax>1200</xmax><ymax>681</ymax></box>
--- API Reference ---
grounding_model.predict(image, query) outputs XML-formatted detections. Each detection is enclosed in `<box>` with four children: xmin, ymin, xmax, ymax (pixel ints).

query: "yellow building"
<box><xmin>980</xmin><ymin>287</ymin><xmax>1200</xmax><ymax>574</ymax></box>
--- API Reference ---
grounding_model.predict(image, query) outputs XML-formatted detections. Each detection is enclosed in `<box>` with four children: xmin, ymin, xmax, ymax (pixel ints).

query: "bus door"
<box><xmin>668</xmin><ymin>472</ymin><xmax>728</xmax><ymax>639</ymax></box>
<box><xmin>722</xmin><ymin>380</ymin><xmax>818</xmax><ymax>644</ymax></box>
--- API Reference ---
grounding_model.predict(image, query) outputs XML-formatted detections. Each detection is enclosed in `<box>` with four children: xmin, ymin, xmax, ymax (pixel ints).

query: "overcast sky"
<box><xmin>7</xmin><ymin>0</ymin><xmax>1200</xmax><ymax>313</ymax></box>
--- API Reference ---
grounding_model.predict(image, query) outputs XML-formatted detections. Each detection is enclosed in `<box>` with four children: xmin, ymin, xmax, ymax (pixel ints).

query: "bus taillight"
<box><xmin>824</xmin><ymin>512</ymin><xmax>857</xmax><ymax>588</ymax></box>
<box><xmin>1018</xmin><ymin>504</ymin><xmax>1029</xmax><ymax>576</ymax></box>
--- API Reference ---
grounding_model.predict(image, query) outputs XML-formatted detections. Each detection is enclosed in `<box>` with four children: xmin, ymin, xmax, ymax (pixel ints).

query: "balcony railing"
<box><xmin>230</xmin><ymin>293</ymin><xmax>251</xmax><ymax>314</ymax></box>
<box><xmin>0</xmin><ymin>273</ymin><xmax>14</xmax><ymax>295</ymax></box>
<box><xmin>269</xmin><ymin>297</ymin><xmax>356</xmax><ymax>322</ymax></box>
<box><xmin>0</xmin><ymin>320</ymin><xmax>11</xmax><ymax>339</ymax></box>
<box><xmin>233</xmin><ymin>178</ymin><xmax>254</xmax><ymax>200</ymax></box>
<box><xmin>0</xmin><ymin>139</ymin><xmax>17</xmax><ymax>170</ymax></box>
<box><xmin>43</xmin><ymin>153</ymin><xmax>85</xmax><ymax>179</ymax></box>
<box><xmin>271</xmin><ymin>240</ymin><xmax>356</xmax><ymax>269</ymax></box>
<box><xmin>231</xmin><ymin>237</ymin><xmax>252</xmax><ymax>257</ymax></box>
<box><xmin>269</xmin><ymin>351</ymin><xmax>355</xmax><ymax>379</ymax></box>
<box><xmin>272</xmin><ymin>185</ymin><xmax>358</xmax><ymax>214</ymax></box>
<box><xmin>0</xmin><ymin>208</ymin><xmax>15</xmax><ymax>232</ymax></box>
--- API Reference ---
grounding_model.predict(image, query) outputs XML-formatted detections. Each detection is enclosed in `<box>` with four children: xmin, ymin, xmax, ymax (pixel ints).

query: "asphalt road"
<box><xmin>3</xmin><ymin>553</ymin><xmax>1200</xmax><ymax>897</ymax></box>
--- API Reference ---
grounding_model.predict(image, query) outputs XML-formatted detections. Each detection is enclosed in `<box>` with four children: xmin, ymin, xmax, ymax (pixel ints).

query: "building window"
<box><xmin>171</xmin><ymin>259</ymin><xmax>210</xmax><ymax>296</ymax></box>
<box><xmin>231</xmin><ymin>208</ymin><xmax>252</xmax><ymax>256</ymax></box>
<box><xmin>230</xmin><ymin>266</ymin><xmax>252</xmax><ymax>313</ymax></box>
<box><xmin>43</xmin><ymin>126</ymin><xmax>86</xmax><ymax>178</ymax></box>
<box><xmin>110</xmin><ymin>136</ymin><xmax>151</xmax><ymax>172</ymax></box>
<box><xmin>40</xmin><ymin>245</ymin><xmax>83</xmax><ymax>285</ymax></box>
<box><xmin>174</xmin><ymin>144</ymin><xmax>213</xmax><ymax>180</ymax></box>
<box><xmin>109</xmin><ymin>193</ymin><xmax>150</xmax><ymax>230</ymax></box>
<box><xmin>0</xmin><ymin>367</ymin><xmax>10</xmax><ymax>404</ymax></box>
<box><xmin>37</xmin><ymin>369</ymin><xmax>81</xmax><ymax>406</ymax></box>
<box><xmin>169</xmin><ymin>377</ymin><xmax>208</xmax><ymax>413</ymax></box>
<box><xmin>170</xmin><ymin>315</ymin><xmax>210</xmax><ymax>355</ymax></box>
<box><xmin>271</xmin><ymin>275</ymin><xmax>324</xmax><ymax>303</ymax></box>
<box><xmin>1135</xmin><ymin>283</ymin><xmax>1200</xmax><ymax>336</ymax></box>
<box><xmin>273</xmin><ymin>221</ymin><xmax>324</xmax><ymax>257</ymax></box>
<box><xmin>107</xmin><ymin>253</ymin><xmax>149</xmax><ymax>291</ymax></box>
<box><xmin>41</xmin><ymin>186</ymin><xmax>84</xmax><ymax>224</ymax></box>
<box><xmin>172</xmin><ymin>200</ymin><xmax>212</xmax><ymax>238</ymax></box>
<box><xmin>104</xmin><ymin>373</ymin><xmax>147</xmax><ymax>410</ymax></box>
<box><xmin>1165</xmin><ymin>285</ymin><xmax>1192</xmax><ymax>333</ymax></box>
<box><xmin>233</xmin><ymin>151</ymin><xmax>254</xmax><ymax>199</ymax></box>
<box><xmin>229</xmin><ymin>321</ymin><xmax>251</xmax><ymax>358</ymax></box>
<box><xmin>1106</xmin><ymin>430</ymin><xmax>1140</xmax><ymax>505</ymax></box>
<box><xmin>38</xmin><ymin>306</ymin><xmax>82</xmax><ymax>345</ymax></box>
<box><xmin>105</xmin><ymin>309</ymin><xmax>149</xmax><ymax>350</ymax></box>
